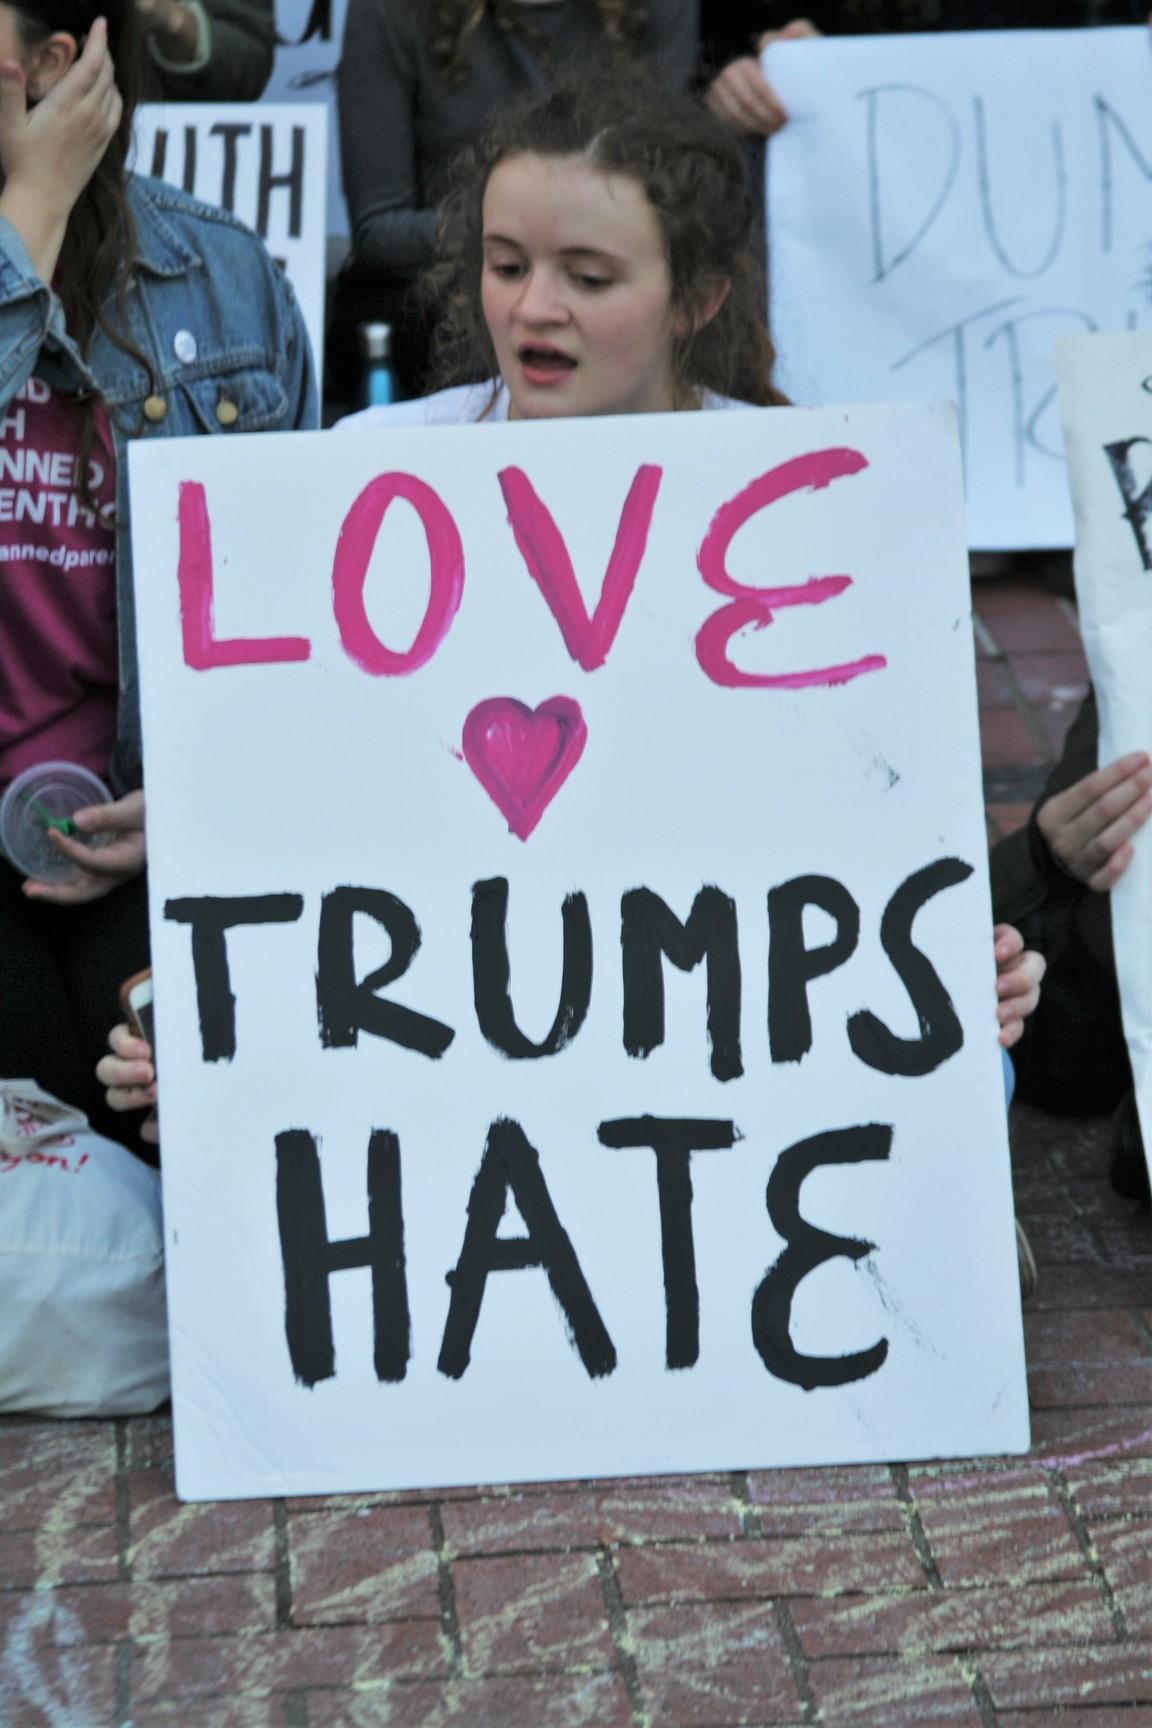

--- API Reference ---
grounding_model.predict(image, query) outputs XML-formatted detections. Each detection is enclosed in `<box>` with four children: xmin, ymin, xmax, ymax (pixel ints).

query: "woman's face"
<box><xmin>480</xmin><ymin>152</ymin><xmax>682</xmax><ymax>421</ymax></box>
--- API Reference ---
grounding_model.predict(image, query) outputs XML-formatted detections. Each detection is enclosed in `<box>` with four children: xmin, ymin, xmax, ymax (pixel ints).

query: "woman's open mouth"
<box><xmin>517</xmin><ymin>346</ymin><xmax>578</xmax><ymax>386</ymax></box>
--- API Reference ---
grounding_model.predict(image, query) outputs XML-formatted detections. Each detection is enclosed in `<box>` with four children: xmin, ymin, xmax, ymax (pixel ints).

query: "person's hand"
<box><xmin>22</xmin><ymin>787</ymin><xmax>146</xmax><ymax>906</ymax></box>
<box><xmin>96</xmin><ymin>1022</ymin><xmax>158</xmax><ymax>1146</ymax></box>
<box><xmin>1036</xmin><ymin>751</ymin><xmax>1152</xmax><ymax>891</ymax></box>
<box><xmin>0</xmin><ymin>18</ymin><xmax>120</xmax><ymax>221</ymax></box>
<box><xmin>994</xmin><ymin>924</ymin><xmax>1045</xmax><ymax>1050</ymax></box>
<box><xmin>704</xmin><ymin>20</ymin><xmax>820</xmax><ymax>138</ymax></box>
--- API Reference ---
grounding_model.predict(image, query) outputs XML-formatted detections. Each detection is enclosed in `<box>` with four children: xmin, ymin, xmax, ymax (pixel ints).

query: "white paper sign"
<box><xmin>129</xmin><ymin>404</ymin><xmax>1028</xmax><ymax>1501</ymax></box>
<box><xmin>1057</xmin><ymin>333</ymin><xmax>1152</xmax><ymax>1179</ymax></box>
<box><xmin>766</xmin><ymin>29</ymin><xmax>1152</xmax><ymax>550</ymax></box>
<box><xmin>133</xmin><ymin>103</ymin><xmax>328</xmax><ymax>376</ymax></box>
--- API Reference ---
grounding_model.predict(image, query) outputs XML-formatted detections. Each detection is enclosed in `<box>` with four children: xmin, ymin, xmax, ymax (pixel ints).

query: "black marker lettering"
<box><xmin>752</xmin><ymin>1124</ymin><xmax>892</xmax><ymax>1390</ymax></box>
<box><xmin>983</xmin><ymin>307</ymin><xmax>1096</xmax><ymax>481</ymax></box>
<box><xmin>974</xmin><ymin>96</ymin><xmax>1066</xmax><ymax>279</ymax></box>
<box><xmin>275</xmin><ymin>1128</ymin><xmax>410</xmax><ymax>1387</ymax></box>
<box><xmin>316</xmin><ymin>887</ymin><xmax>454</xmax><ymax>1058</ymax></box>
<box><xmin>891</xmin><ymin>296</ymin><xmax>1025</xmax><ymax>477</ymax></box>
<box><xmin>598</xmin><ymin>1116</ymin><xmax>739</xmax><ymax>1369</ymax></box>
<box><xmin>257</xmin><ymin>123</ymin><xmax>305</xmax><ymax>240</ymax></box>
<box><xmin>848</xmin><ymin>857</ymin><xmax>973</xmax><ymax>1076</ymax></box>
<box><xmin>471</xmin><ymin>877</ymin><xmax>592</xmax><ymax>1059</ymax></box>
<box><xmin>438</xmin><ymin>1118</ymin><xmax>615</xmax><ymax>1380</ymax></box>
<box><xmin>621</xmin><ymin>886</ymin><xmax>742</xmax><ymax>1081</ymax></box>
<box><xmin>859</xmin><ymin>83</ymin><xmax>961</xmax><ymax>283</ymax></box>
<box><xmin>767</xmin><ymin>875</ymin><xmax>860</xmax><ymax>1064</ymax></box>
<box><xmin>210</xmin><ymin>122</ymin><xmax>252</xmax><ymax>213</ymax></box>
<box><xmin>1103</xmin><ymin>436</ymin><xmax>1152</xmax><ymax>571</ymax></box>
<box><xmin>165</xmin><ymin>892</ymin><xmax>303</xmax><ymax>1061</ymax></box>
<box><xmin>1095</xmin><ymin>95</ymin><xmax>1152</xmax><ymax>254</ymax></box>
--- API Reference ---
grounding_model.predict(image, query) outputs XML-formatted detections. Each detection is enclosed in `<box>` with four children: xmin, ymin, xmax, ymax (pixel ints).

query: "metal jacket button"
<box><xmin>143</xmin><ymin>394</ymin><xmax>167</xmax><ymax>422</ymax></box>
<box><xmin>215</xmin><ymin>396</ymin><xmax>239</xmax><ymax>427</ymax></box>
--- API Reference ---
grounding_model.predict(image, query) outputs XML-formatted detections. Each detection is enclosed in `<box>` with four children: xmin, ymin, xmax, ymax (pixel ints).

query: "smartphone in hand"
<box><xmin>118</xmin><ymin>967</ymin><xmax>155</xmax><ymax>1051</ymax></box>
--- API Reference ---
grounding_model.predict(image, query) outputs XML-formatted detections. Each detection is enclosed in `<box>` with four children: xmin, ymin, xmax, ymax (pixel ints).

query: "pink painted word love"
<box><xmin>462</xmin><ymin>697</ymin><xmax>587</xmax><ymax>840</ymax></box>
<box><xmin>175</xmin><ymin>449</ymin><xmax>886</xmax><ymax>691</ymax></box>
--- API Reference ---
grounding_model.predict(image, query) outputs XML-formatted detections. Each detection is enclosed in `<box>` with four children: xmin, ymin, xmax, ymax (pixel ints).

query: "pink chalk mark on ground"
<box><xmin>462</xmin><ymin>696</ymin><xmax>587</xmax><ymax>841</ymax></box>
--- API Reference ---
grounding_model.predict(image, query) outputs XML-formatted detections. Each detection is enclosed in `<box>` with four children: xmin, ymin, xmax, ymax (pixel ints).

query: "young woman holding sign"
<box><xmin>341</xmin><ymin>73</ymin><xmax>1041</xmax><ymax>1080</ymax></box>
<box><xmin>100</xmin><ymin>73</ymin><xmax>1044</xmax><ymax>1169</ymax></box>
<box><xmin>0</xmin><ymin>0</ymin><xmax>315</xmax><ymax>1140</ymax></box>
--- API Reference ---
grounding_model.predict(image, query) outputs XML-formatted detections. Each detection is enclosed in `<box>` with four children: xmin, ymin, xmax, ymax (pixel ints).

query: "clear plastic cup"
<box><xmin>0</xmin><ymin>762</ymin><xmax>113</xmax><ymax>883</ymax></box>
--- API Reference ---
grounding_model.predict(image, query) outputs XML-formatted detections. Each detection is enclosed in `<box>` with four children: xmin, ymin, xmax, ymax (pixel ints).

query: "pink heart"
<box><xmin>462</xmin><ymin>696</ymin><xmax>587</xmax><ymax>841</ymax></box>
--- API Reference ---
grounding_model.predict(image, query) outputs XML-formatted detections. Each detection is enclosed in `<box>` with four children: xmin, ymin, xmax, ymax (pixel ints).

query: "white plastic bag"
<box><xmin>0</xmin><ymin>1082</ymin><xmax>169</xmax><ymax>1416</ymax></box>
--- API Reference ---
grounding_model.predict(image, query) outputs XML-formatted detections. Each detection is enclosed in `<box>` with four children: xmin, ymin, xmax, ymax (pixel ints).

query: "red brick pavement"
<box><xmin>1</xmin><ymin>572</ymin><xmax>1149</xmax><ymax>1727</ymax></box>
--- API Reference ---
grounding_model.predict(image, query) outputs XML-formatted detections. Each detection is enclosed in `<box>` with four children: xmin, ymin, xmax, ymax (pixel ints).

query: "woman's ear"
<box><xmin>673</xmin><ymin>275</ymin><xmax>732</xmax><ymax>340</ymax></box>
<box><xmin>695</xmin><ymin>275</ymin><xmax>731</xmax><ymax>332</ymax></box>
<box><xmin>26</xmin><ymin>31</ymin><xmax>79</xmax><ymax>100</ymax></box>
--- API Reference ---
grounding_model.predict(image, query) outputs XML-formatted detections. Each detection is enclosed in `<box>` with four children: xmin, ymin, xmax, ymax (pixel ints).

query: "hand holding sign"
<box><xmin>705</xmin><ymin>20</ymin><xmax>819</xmax><ymax>137</ymax></box>
<box><xmin>1036</xmin><ymin>752</ymin><xmax>1152</xmax><ymax>892</ymax></box>
<box><xmin>994</xmin><ymin>925</ymin><xmax>1045</xmax><ymax>1050</ymax></box>
<box><xmin>97</xmin><ymin>1023</ymin><xmax>159</xmax><ymax>1145</ymax></box>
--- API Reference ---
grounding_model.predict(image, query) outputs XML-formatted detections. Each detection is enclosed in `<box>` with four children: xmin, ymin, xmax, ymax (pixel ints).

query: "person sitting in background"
<box><xmin>331</xmin><ymin>0</ymin><xmax>699</xmax><ymax>402</ymax></box>
<box><xmin>0</xmin><ymin>0</ymin><xmax>315</xmax><ymax>1147</ymax></box>
<box><xmin>137</xmin><ymin>0</ymin><xmax>275</xmax><ymax>101</ymax></box>
<box><xmin>991</xmin><ymin>691</ymin><xmax>1151</xmax><ymax>1207</ymax></box>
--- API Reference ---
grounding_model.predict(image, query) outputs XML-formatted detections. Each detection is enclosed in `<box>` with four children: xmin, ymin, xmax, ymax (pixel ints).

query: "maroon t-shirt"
<box><xmin>0</xmin><ymin>375</ymin><xmax>118</xmax><ymax>787</ymax></box>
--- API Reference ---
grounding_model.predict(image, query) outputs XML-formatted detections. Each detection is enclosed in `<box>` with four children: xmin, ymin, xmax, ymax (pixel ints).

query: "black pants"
<box><xmin>0</xmin><ymin>859</ymin><xmax>151</xmax><ymax>1145</ymax></box>
<box><xmin>1006</xmin><ymin>884</ymin><xmax>1130</xmax><ymax>1115</ymax></box>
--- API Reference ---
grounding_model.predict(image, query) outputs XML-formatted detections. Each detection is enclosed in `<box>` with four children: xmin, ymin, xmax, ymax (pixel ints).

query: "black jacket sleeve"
<box><xmin>990</xmin><ymin>689</ymin><xmax>1132</xmax><ymax>1114</ymax></box>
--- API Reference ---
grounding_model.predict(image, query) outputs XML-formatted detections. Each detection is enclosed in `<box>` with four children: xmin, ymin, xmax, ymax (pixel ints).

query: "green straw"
<box><xmin>28</xmin><ymin>799</ymin><xmax>76</xmax><ymax>837</ymax></box>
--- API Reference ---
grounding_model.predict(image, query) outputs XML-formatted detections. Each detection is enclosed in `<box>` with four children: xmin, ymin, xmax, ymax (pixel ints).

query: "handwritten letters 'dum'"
<box><xmin>129</xmin><ymin>404</ymin><xmax>1028</xmax><ymax>1500</ymax></box>
<box><xmin>766</xmin><ymin>28</ymin><xmax>1152</xmax><ymax>550</ymax></box>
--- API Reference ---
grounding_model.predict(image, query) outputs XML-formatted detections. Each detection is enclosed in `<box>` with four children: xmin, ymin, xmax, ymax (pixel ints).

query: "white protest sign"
<box><xmin>1057</xmin><ymin>334</ymin><xmax>1152</xmax><ymax>1179</ymax></box>
<box><xmin>133</xmin><ymin>104</ymin><xmax>328</xmax><ymax>376</ymax></box>
<box><xmin>766</xmin><ymin>29</ymin><xmax>1152</xmax><ymax>550</ymax></box>
<box><xmin>129</xmin><ymin>404</ymin><xmax>1028</xmax><ymax>1500</ymax></box>
<box><xmin>265</xmin><ymin>0</ymin><xmax>349</xmax><ymax>250</ymax></box>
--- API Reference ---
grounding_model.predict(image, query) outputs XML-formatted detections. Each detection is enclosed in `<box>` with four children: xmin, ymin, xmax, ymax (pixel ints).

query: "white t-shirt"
<box><xmin>337</xmin><ymin>381</ymin><xmax>754</xmax><ymax>431</ymax></box>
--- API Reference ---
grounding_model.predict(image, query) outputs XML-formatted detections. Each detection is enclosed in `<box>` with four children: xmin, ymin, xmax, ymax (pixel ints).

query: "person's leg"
<box><xmin>1010</xmin><ymin>889</ymin><xmax>1132</xmax><ymax>1116</ymax></box>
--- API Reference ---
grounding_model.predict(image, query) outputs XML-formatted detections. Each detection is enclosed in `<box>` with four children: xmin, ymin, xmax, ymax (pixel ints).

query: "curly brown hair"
<box><xmin>432</xmin><ymin>0</ymin><xmax>648</xmax><ymax>85</ymax></box>
<box><xmin>427</xmin><ymin>65</ymin><xmax>788</xmax><ymax>408</ymax></box>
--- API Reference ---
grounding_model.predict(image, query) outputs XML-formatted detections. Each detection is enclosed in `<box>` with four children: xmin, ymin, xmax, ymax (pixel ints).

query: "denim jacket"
<box><xmin>0</xmin><ymin>174</ymin><xmax>318</xmax><ymax>791</ymax></box>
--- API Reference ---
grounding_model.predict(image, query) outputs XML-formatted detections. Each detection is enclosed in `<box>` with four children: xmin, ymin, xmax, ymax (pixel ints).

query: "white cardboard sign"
<box><xmin>766</xmin><ymin>28</ymin><xmax>1152</xmax><ymax>550</ymax></box>
<box><xmin>128</xmin><ymin>403</ymin><xmax>1029</xmax><ymax>1500</ymax></box>
<box><xmin>1057</xmin><ymin>334</ymin><xmax>1152</xmax><ymax>1178</ymax></box>
<box><xmin>133</xmin><ymin>103</ymin><xmax>328</xmax><ymax>376</ymax></box>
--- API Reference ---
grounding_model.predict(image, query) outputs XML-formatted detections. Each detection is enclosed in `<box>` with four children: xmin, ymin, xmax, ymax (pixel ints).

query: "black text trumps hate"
<box><xmin>165</xmin><ymin>856</ymin><xmax>973</xmax><ymax>1392</ymax></box>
